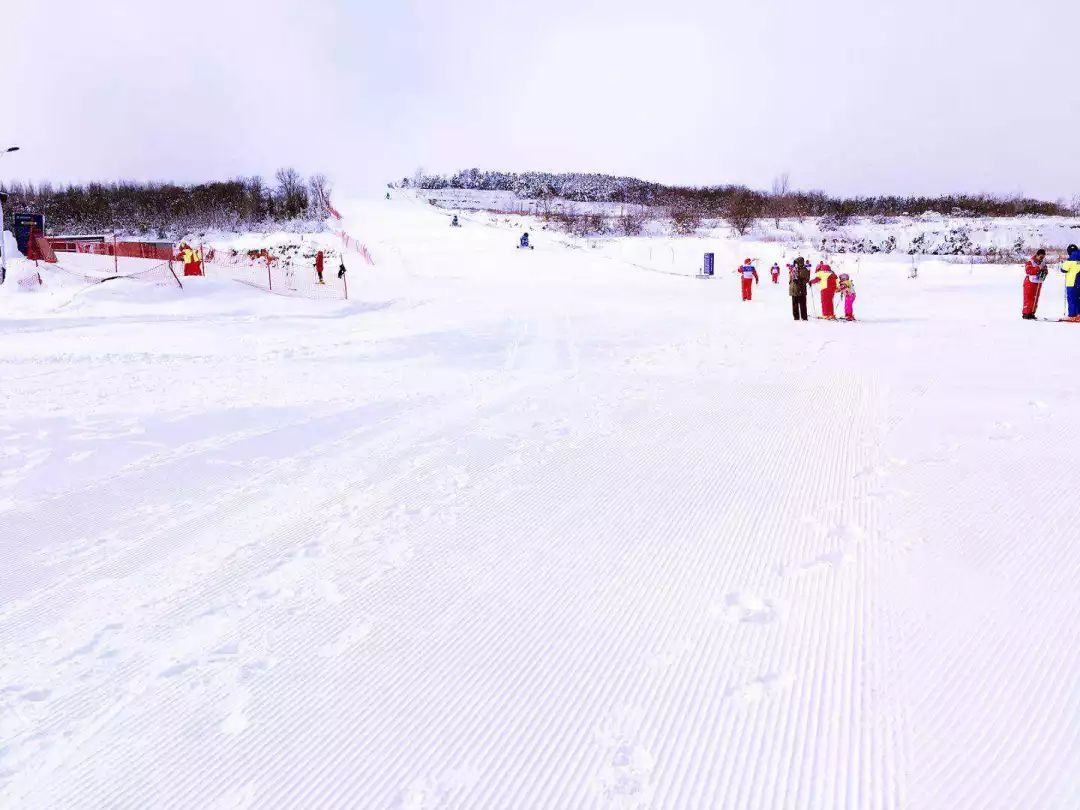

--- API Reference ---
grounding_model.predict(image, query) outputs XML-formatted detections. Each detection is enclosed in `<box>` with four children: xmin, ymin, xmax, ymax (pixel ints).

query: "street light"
<box><xmin>0</xmin><ymin>145</ymin><xmax>21</xmax><ymax>285</ymax></box>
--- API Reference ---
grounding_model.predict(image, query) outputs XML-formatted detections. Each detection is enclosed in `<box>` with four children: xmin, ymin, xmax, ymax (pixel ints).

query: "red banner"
<box><xmin>51</xmin><ymin>240</ymin><xmax>177</xmax><ymax>261</ymax></box>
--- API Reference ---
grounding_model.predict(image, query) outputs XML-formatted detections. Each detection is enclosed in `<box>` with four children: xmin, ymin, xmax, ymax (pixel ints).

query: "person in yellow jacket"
<box><xmin>1062</xmin><ymin>244</ymin><xmax>1080</xmax><ymax>321</ymax></box>
<box><xmin>809</xmin><ymin>261</ymin><xmax>838</xmax><ymax>319</ymax></box>
<box><xmin>178</xmin><ymin>242</ymin><xmax>204</xmax><ymax>277</ymax></box>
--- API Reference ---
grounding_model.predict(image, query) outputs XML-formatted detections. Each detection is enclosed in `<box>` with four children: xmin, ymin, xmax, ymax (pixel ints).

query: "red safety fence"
<box><xmin>336</xmin><ymin>230</ymin><xmax>374</xmax><ymax>265</ymax></box>
<box><xmin>51</xmin><ymin>239</ymin><xmax>177</xmax><ymax>261</ymax></box>
<box><xmin>203</xmin><ymin>248</ymin><xmax>348</xmax><ymax>301</ymax></box>
<box><xmin>323</xmin><ymin>193</ymin><xmax>375</xmax><ymax>266</ymax></box>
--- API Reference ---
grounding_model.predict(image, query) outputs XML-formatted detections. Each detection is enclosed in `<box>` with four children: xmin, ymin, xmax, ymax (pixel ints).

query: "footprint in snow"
<box><xmin>713</xmin><ymin>592</ymin><xmax>777</xmax><ymax>625</ymax></box>
<box><xmin>397</xmin><ymin>777</ymin><xmax>447</xmax><ymax>810</ymax></box>
<box><xmin>220</xmin><ymin>688</ymin><xmax>251</xmax><ymax>736</ymax></box>
<box><xmin>727</xmin><ymin>672</ymin><xmax>796</xmax><ymax>704</ymax></box>
<box><xmin>826</xmin><ymin>522</ymin><xmax>866</xmax><ymax>543</ymax></box>
<box><xmin>319</xmin><ymin>622</ymin><xmax>373</xmax><ymax>658</ymax></box>
<box><xmin>777</xmin><ymin>549</ymin><xmax>852</xmax><ymax>578</ymax></box>
<box><xmin>593</xmin><ymin>706</ymin><xmax>656</xmax><ymax>810</ymax></box>
<box><xmin>805</xmin><ymin>549</ymin><xmax>851</xmax><ymax>570</ymax></box>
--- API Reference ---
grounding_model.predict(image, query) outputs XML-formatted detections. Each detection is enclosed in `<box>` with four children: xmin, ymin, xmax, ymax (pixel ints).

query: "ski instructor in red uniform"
<box><xmin>736</xmin><ymin>258</ymin><xmax>759</xmax><ymax>301</ymax></box>
<box><xmin>1021</xmin><ymin>249</ymin><xmax>1047</xmax><ymax>320</ymax></box>
<box><xmin>810</xmin><ymin>261</ymin><xmax>838</xmax><ymax>319</ymax></box>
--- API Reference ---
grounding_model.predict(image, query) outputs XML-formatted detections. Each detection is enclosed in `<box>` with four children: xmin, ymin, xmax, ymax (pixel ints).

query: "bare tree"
<box><xmin>724</xmin><ymin>189</ymin><xmax>764</xmax><ymax>236</ymax></box>
<box><xmin>309</xmin><ymin>173</ymin><xmax>332</xmax><ymax>218</ymax></box>
<box><xmin>769</xmin><ymin>172</ymin><xmax>792</xmax><ymax>228</ymax></box>
<box><xmin>275</xmin><ymin>168</ymin><xmax>308</xmax><ymax>219</ymax></box>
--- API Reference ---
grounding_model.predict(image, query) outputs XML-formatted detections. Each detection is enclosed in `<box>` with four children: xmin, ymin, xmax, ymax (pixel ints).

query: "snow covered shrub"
<box><xmin>670</xmin><ymin>203</ymin><xmax>703</xmax><ymax>235</ymax></box>
<box><xmin>618</xmin><ymin>211</ymin><xmax>646</xmax><ymax>236</ymax></box>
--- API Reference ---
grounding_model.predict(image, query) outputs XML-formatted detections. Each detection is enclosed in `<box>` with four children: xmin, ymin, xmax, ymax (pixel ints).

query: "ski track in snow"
<box><xmin>1</xmin><ymin>198</ymin><xmax>1078</xmax><ymax>809</ymax></box>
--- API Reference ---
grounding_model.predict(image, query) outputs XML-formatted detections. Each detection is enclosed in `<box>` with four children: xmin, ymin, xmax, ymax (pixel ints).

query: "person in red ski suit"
<box><xmin>770</xmin><ymin>263</ymin><xmax>781</xmax><ymax>283</ymax></box>
<box><xmin>1021</xmin><ymin>249</ymin><xmax>1047</xmax><ymax>319</ymax></box>
<box><xmin>810</xmin><ymin>262</ymin><xmax>838</xmax><ymax>318</ymax></box>
<box><xmin>736</xmin><ymin>258</ymin><xmax>759</xmax><ymax>300</ymax></box>
<box><xmin>178</xmin><ymin>242</ymin><xmax>203</xmax><ymax>277</ymax></box>
<box><xmin>315</xmin><ymin>250</ymin><xmax>326</xmax><ymax>285</ymax></box>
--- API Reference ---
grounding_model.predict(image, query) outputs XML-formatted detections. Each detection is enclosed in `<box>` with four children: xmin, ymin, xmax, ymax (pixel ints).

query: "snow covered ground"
<box><xmin>1</xmin><ymin>197</ymin><xmax>1078</xmax><ymax>809</ymax></box>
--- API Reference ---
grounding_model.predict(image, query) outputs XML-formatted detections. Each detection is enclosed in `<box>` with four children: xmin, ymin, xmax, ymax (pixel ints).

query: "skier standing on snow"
<box><xmin>789</xmin><ymin>257</ymin><xmax>811</xmax><ymax>321</ymax></box>
<box><xmin>315</xmin><ymin>250</ymin><xmax>325</xmax><ymax>285</ymax></box>
<box><xmin>838</xmin><ymin>272</ymin><xmax>857</xmax><ymax>321</ymax></box>
<box><xmin>1062</xmin><ymin>244</ymin><xmax>1080</xmax><ymax>321</ymax></box>
<box><xmin>1021</xmin><ymin>249</ymin><xmax>1048</xmax><ymax>319</ymax></box>
<box><xmin>810</xmin><ymin>260</ymin><xmax>838</xmax><ymax>319</ymax></box>
<box><xmin>178</xmin><ymin>242</ymin><xmax>204</xmax><ymax>277</ymax></box>
<box><xmin>519</xmin><ymin>232</ymin><xmax>531</xmax><ymax>249</ymax></box>
<box><xmin>770</xmin><ymin>263</ymin><xmax>781</xmax><ymax>284</ymax></box>
<box><xmin>736</xmin><ymin>258</ymin><xmax>759</xmax><ymax>301</ymax></box>
<box><xmin>451</xmin><ymin>215</ymin><xmax>460</xmax><ymax>227</ymax></box>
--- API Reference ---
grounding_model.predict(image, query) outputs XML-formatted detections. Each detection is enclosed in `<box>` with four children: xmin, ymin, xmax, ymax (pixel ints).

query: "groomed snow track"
<box><xmin>0</xmin><ymin>197</ymin><xmax>1077</xmax><ymax>809</ymax></box>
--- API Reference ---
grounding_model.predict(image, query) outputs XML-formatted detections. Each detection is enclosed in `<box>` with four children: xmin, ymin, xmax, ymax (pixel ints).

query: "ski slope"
<box><xmin>1</xmin><ymin>198</ymin><xmax>1078</xmax><ymax>809</ymax></box>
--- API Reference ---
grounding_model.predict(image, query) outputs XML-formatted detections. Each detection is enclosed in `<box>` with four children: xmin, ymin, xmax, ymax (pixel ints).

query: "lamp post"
<box><xmin>0</xmin><ymin>146</ymin><xmax>21</xmax><ymax>285</ymax></box>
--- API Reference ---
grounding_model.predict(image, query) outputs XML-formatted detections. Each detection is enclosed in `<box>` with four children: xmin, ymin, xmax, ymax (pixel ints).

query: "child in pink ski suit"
<box><xmin>838</xmin><ymin>273</ymin><xmax>856</xmax><ymax>321</ymax></box>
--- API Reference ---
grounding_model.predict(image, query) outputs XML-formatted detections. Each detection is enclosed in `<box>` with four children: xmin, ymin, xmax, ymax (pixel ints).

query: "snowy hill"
<box><xmin>417</xmin><ymin>187</ymin><xmax>1080</xmax><ymax>258</ymax></box>
<box><xmin>1</xmin><ymin>194</ymin><xmax>1077</xmax><ymax>809</ymax></box>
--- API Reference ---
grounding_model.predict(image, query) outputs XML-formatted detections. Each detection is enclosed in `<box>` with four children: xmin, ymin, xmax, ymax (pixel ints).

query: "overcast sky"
<box><xmin>4</xmin><ymin>0</ymin><xmax>1078</xmax><ymax>200</ymax></box>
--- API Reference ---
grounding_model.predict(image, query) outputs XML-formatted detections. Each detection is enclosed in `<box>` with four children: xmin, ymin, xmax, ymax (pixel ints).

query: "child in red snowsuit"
<box><xmin>1021</xmin><ymin>249</ymin><xmax>1047</xmax><ymax>319</ymax></box>
<box><xmin>736</xmin><ymin>259</ymin><xmax>759</xmax><ymax>300</ymax></box>
<box><xmin>770</xmin><ymin>263</ymin><xmax>780</xmax><ymax>283</ymax></box>
<box><xmin>810</xmin><ymin>262</ymin><xmax>838</xmax><ymax>319</ymax></box>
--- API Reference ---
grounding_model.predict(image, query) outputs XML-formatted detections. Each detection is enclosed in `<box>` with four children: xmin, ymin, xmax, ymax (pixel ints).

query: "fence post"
<box><xmin>343</xmin><ymin>272</ymin><xmax>348</xmax><ymax>301</ymax></box>
<box><xmin>113</xmin><ymin>233</ymin><xmax>119</xmax><ymax>275</ymax></box>
<box><xmin>266</xmin><ymin>253</ymin><xmax>272</xmax><ymax>291</ymax></box>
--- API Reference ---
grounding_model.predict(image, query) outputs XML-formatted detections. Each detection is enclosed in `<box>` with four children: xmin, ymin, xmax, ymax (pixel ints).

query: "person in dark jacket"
<box><xmin>789</xmin><ymin>257</ymin><xmax>811</xmax><ymax>321</ymax></box>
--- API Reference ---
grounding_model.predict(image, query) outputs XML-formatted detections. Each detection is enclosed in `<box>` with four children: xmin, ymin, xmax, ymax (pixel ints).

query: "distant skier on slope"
<box><xmin>770</xmin><ymin>263</ymin><xmax>781</xmax><ymax>284</ymax></box>
<box><xmin>838</xmin><ymin>272</ymin><xmax>857</xmax><ymax>321</ymax></box>
<box><xmin>1062</xmin><ymin>244</ymin><xmax>1080</xmax><ymax>321</ymax></box>
<box><xmin>810</xmin><ymin>261</ymin><xmax>838</xmax><ymax>319</ymax></box>
<box><xmin>451</xmin><ymin>215</ymin><xmax>460</xmax><ymax>227</ymax></box>
<box><xmin>519</xmin><ymin>232</ymin><xmax>532</xmax><ymax>249</ymax></box>
<box><xmin>736</xmin><ymin>258</ymin><xmax>759</xmax><ymax>301</ymax></box>
<box><xmin>315</xmin><ymin>250</ymin><xmax>325</xmax><ymax>285</ymax></box>
<box><xmin>789</xmin><ymin>257</ymin><xmax>811</xmax><ymax>321</ymax></box>
<box><xmin>1021</xmin><ymin>249</ymin><xmax>1048</xmax><ymax>319</ymax></box>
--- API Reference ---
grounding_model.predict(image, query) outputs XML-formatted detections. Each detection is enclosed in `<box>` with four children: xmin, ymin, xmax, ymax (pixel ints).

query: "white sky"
<box><xmin>4</xmin><ymin>0</ymin><xmax>1078</xmax><ymax>200</ymax></box>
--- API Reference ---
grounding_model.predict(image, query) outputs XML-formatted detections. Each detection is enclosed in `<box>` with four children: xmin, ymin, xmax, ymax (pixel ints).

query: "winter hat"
<box><xmin>744</xmin><ymin>258</ymin><xmax>752</xmax><ymax>265</ymax></box>
<box><xmin>839</xmin><ymin>273</ymin><xmax>850</xmax><ymax>281</ymax></box>
<box><xmin>1069</xmin><ymin>244</ymin><xmax>1080</xmax><ymax>260</ymax></box>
